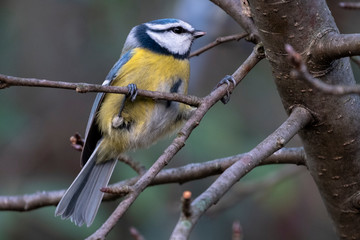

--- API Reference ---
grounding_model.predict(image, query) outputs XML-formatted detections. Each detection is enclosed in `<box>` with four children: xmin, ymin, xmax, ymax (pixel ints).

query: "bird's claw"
<box><xmin>114</xmin><ymin>83</ymin><xmax>137</xmax><ymax>124</ymax></box>
<box><xmin>127</xmin><ymin>83</ymin><xmax>138</xmax><ymax>102</ymax></box>
<box><xmin>216</xmin><ymin>75</ymin><xmax>236</xmax><ymax>104</ymax></box>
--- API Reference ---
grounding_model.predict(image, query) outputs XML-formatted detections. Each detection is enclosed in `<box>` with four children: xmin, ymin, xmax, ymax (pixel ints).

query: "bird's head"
<box><xmin>122</xmin><ymin>18</ymin><xmax>206</xmax><ymax>59</ymax></box>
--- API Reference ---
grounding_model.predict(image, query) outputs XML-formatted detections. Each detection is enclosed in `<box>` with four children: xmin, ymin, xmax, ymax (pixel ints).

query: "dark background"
<box><xmin>0</xmin><ymin>1</ymin><xmax>358</xmax><ymax>239</ymax></box>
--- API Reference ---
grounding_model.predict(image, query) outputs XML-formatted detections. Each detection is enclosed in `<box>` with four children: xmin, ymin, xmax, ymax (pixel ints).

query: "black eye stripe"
<box><xmin>171</xmin><ymin>27</ymin><xmax>186</xmax><ymax>34</ymax></box>
<box><xmin>147</xmin><ymin>27</ymin><xmax>189</xmax><ymax>34</ymax></box>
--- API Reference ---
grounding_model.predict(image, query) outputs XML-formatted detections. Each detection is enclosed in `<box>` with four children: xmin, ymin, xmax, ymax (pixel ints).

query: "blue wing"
<box><xmin>80</xmin><ymin>50</ymin><xmax>133</xmax><ymax>166</ymax></box>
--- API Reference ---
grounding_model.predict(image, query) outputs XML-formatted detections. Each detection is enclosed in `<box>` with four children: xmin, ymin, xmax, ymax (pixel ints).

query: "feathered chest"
<box><xmin>113</xmin><ymin>48</ymin><xmax>190</xmax><ymax>92</ymax></box>
<box><xmin>97</xmin><ymin>48</ymin><xmax>191</xmax><ymax>151</ymax></box>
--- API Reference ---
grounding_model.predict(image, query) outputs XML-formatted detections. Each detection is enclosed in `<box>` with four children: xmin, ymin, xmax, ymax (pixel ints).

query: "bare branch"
<box><xmin>208</xmin><ymin>166</ymin><xmax>304</xmax><ymax>215</ymax></box>
<box><xmin>145</xmin><ymin>147</ymin><xmax>306</xmax><ymax>186</ymax></box>
<box><xmin>86</xmin><ymin>46</ymin><xmax>264</xmax><ymax>240</ymax></box>
<box><xmin>69</xmin><ymin>132</ymin><xmax>84</xmax><ymax>152</ymax></box>
<box><xmin>339</xmin><ymin>2</ymin><xmax>360</xmax><ymax>9</ymax></box>
<box><xmin>129</xmin><ymin>227</ymin><xmax>145</xmax><ymax>240</ymax></box>
<box><xmin>170</xmin><ymin>107</ymin><xmax>313</xmax><ymax>239</ymax></box>
<box><xmin>232</xmin><ymin>221</ymin><xmax>243</xmax><ymax>240</ymax></box>
<box><xmin>0</xmin><ymin>147</ymin><xmax>305</xmax><ymax>211</ymax></box>
<box><xmin>248</xmin><ymin>0</ymin><xmax>360</xmax><ymax>238</ymax></box>
<box><xmin>209</xmin><ymin>0</ymin><xmax>260</xmax><ymax>43</ymax></box>
<box><xmin>189</xmin><ymin>33</ymin><xmax>248</xmax><ymax>57</ymax></box>
<box><xmin>181</xmin><ymin>191</ymin><xmax>192</xmax><ymax>218</ymax></box>
<box><xmin>0</xmin><ymin>32</ymin><xmax>248</xmax><ymax>107</ymax></box>
<box><xmin>0</xmin><ymin>74</ymin><xmax>202</xmax><ymax>107</ymax></box>
<box><xmin>311</xmin><ymin>33</ymin><xmax>360</xmax><ymax>62</ymax></box>
<box><xmin>118</xmin><ymin>155</ymin><xmax>146</xmax><ymax>175</ymax></box>
<box><xmin>286</xmin><ymin>44</ymin><xmax>360</xmax><ymax>95</ymax></box>
<box><xmin>0</xmin><ymin>46</ymin><xmax>264</xmax><ymax>239</ymax></box>
<box><xmin>0</xmin><ymin>190</ymin><xmax>64</xmax><ymax>211</ymax></box>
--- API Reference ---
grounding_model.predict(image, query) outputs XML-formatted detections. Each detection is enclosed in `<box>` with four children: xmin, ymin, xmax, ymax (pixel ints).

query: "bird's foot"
<box><xmin>216</xmin><ymin>75</ymin><xmax>236</xmax><ymax>104</ymax></box>
<box><xmin>126</xmin><ymin>83</ymin><xmax>138</xmax><ymax>102</ymax></box>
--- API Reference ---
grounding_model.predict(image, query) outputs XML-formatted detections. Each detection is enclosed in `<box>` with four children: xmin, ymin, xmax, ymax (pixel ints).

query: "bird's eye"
<box><xmin>172</xmin><ymin>27</ymin><xmax>185</xmax><ymax>34</ymax></box>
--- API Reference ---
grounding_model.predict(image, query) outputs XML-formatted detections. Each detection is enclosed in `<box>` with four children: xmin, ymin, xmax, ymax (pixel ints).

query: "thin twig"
<box><xmin>0</xmin><ymin>147</ymin><xmax>305</xmax><ymax>212</ymax></box>
<box><xmin>286</xmin><ymin>44</ymin><xmax>360</xmax><ymax>95</ymax></box>
<box><xmin>181</xmin><ymin>191</ymin><xmax>192</xmax><ymax>218</ymax></box>
<box><xmin>339</xmin><ymin>2</ymin><xmax>360</xmax><ymax>9</ymax></box>
<box><xmin>69</xmin><ymin>132</ymin><xmax>84</xmax><ymax>152</ymax></box>
<box><xmin>0</xmin><ymin>190</ymin><xmax>64</xmax><ymax>211</ymax></box>
<box><xmin>129</xmin><ymin>227</ymin><xmax>145</xmax><ymax>240</ymax></box>
<box><xmin>0</xmin><ymin>32</ymin><xmax>247</xmax><ymax>106</ymax></box>
<box><xmin>118</xmin><ymin>155</ymin><xmax>146</xmax><ymax>175</ymax></box>
<box><xmin>209</xmin><ymin>0</ymin><xmax>260</xmax><ymax>43</ymax></box>
<box><xmin>189</xmin><ymin>33</ymin><xmax>248</xmax><ymax>57</ymax></box>
<box><xmin>232</xmin><ymin>221</ymin><xmax>243</xmax><ymax>240</ymax></box>
<box><xmin>208</xmin><ymin>166</ymin><xmax>303</xmax><ymax>215</ymax></box>
<box><xmin>86</xmin><ymin>46</ymin><xmax>264</xmax><ymax>240</ymax></box>
<box><xmin>101</xmin><ymin>185</ymin><xmax>133</xmax><ymax>195</ymax></box>
<box><xmin>0</xmin><ymin>74</ymin><xmax>202</xmax><ymax>107</ymax></box>
<box><xmin>170</xmin><ymin>107</ymin><xmax>313</xmax><ymax>239</ymax></box>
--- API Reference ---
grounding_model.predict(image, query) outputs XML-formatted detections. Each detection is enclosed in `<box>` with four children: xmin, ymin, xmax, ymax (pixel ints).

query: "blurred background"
<box><xmin>0</xmin><ymin>0</ymin><xmax>358</xmax><ymax>239</ymax></box>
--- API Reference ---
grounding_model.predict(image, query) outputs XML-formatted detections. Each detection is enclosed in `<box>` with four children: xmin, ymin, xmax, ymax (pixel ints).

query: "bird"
<box><xmin>55</xmin><ymin>18</ymin><xmax>206</xmax><ymax>227</ymax></box>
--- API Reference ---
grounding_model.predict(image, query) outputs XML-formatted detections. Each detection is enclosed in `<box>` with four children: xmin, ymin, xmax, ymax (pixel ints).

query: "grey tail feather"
<box><xmin>55</xmin><ymin>144</ymin><xmax>117</xmax><ymax>227</ymax></box>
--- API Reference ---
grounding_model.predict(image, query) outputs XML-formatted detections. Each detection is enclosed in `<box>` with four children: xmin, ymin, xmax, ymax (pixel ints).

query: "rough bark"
<box><xmin>247</xmin><ymin>0</ymin><xmax>360</xmax><ymax>238</ymax></box>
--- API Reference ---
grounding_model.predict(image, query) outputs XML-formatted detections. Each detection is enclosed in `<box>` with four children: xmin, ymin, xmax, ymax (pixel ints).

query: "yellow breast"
<box><xmin>114</xmin><ymin>48</ymin><xmax>190</xmax><ymax>90</ymax></box>
<box><xmin>96</xmin><ymin>48</ymin><xmax>190</xmax><ymax>161</ymax></box>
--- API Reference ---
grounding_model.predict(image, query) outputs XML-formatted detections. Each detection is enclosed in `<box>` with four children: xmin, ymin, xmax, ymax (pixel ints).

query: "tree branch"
<box><xmin>0</xmin><ymin>190</ymin><xmax>64</xmax><ymax>212</ymax></box>
<box><xmin>286</xmin><ymin>44</ymin><xmax>360</xmax><ymax>95</ymax></box>
<box><xmin>0</xmin><ymin>147</ymin><xmax>305</xmax><ymax>212</ymax></box>
<box><xmin>339</xmin><ymin>2</ymin><xmax>360</xmax><ymax>9</ymax></box>
<box><xmin>0</xmin><ymin>44</ymin><xmax>263</xmax><ymax>239</ymax></box>
<box><xmin>208</xmin><ymin>166</ymin><xmax>304</xmax><ymax>215</ymax></box>
<box><xmin>248</xmin><ymin>0</ymin><xmax>360</xmax><ymax>237</ymax></box>
<box><xmin>86</xmin><ymin>45</ymin><xmax>264</xmax><ymax>240</ymax></box>
<box><xmin>311</xmin><ymin>32</ymin><xmax>360</xmax><ymax>62</ymax></box>
<box><xmin>129</xmin><ymin>227</ymin><xmax>145</xmax><ymax>240</ymax></box>
<box><xmin>232</xmin><ymin>221</ymin><xmax>243</xmax><ymax>240</ymax></box>
<box><xmin>0</xmin><ymin>31</ymin><xmax>255</xmax><ymax>108</ymax></box>
<box><xmin>189</xmin><ymin>32</ymin><xmax>248</xmax><ymax>57</ymax></box>
<box><xmin>209</xmin><ymin>0</ymin><xmax>260</xmax><ymax>43</ymax></box>
<box><xmin>0</xmin><ymin>32</ymin><xmax>250</xmax><ymax>107</ymax></box>
<box><xmin>0</xmin><ymin>74</ymin><xmax>202</xmax><ymax>107</ymax></box>
<box><xmin>170</xmin><ymin>107</ymin><xmax>313</xmax><ymax>239</ymax></box>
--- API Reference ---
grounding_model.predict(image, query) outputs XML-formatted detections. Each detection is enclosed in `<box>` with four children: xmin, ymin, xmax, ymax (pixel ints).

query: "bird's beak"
<box><xmin>193</xmin><ymin>30</ymin><xmax>206</xmax><ymax>38</ymax></box>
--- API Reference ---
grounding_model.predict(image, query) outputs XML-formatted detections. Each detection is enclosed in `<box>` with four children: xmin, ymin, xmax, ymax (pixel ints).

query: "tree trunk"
<box><xmin>246</xmin><ymin>0</ymin><xmax>360</xmax><ymax>238</ymax></box>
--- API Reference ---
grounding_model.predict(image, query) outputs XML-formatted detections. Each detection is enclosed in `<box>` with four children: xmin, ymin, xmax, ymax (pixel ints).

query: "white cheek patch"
<box><xmin>147</xmin><ymin>30</ymin><xmax>192</xmax><ymax>55</ymax></box>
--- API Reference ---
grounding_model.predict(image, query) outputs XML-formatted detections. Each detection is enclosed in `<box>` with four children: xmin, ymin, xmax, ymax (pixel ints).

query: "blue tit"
<box><xmin>55</xmin><ymin>18</ymin><xmax>205</xmax><ymax>227</ymax></box>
